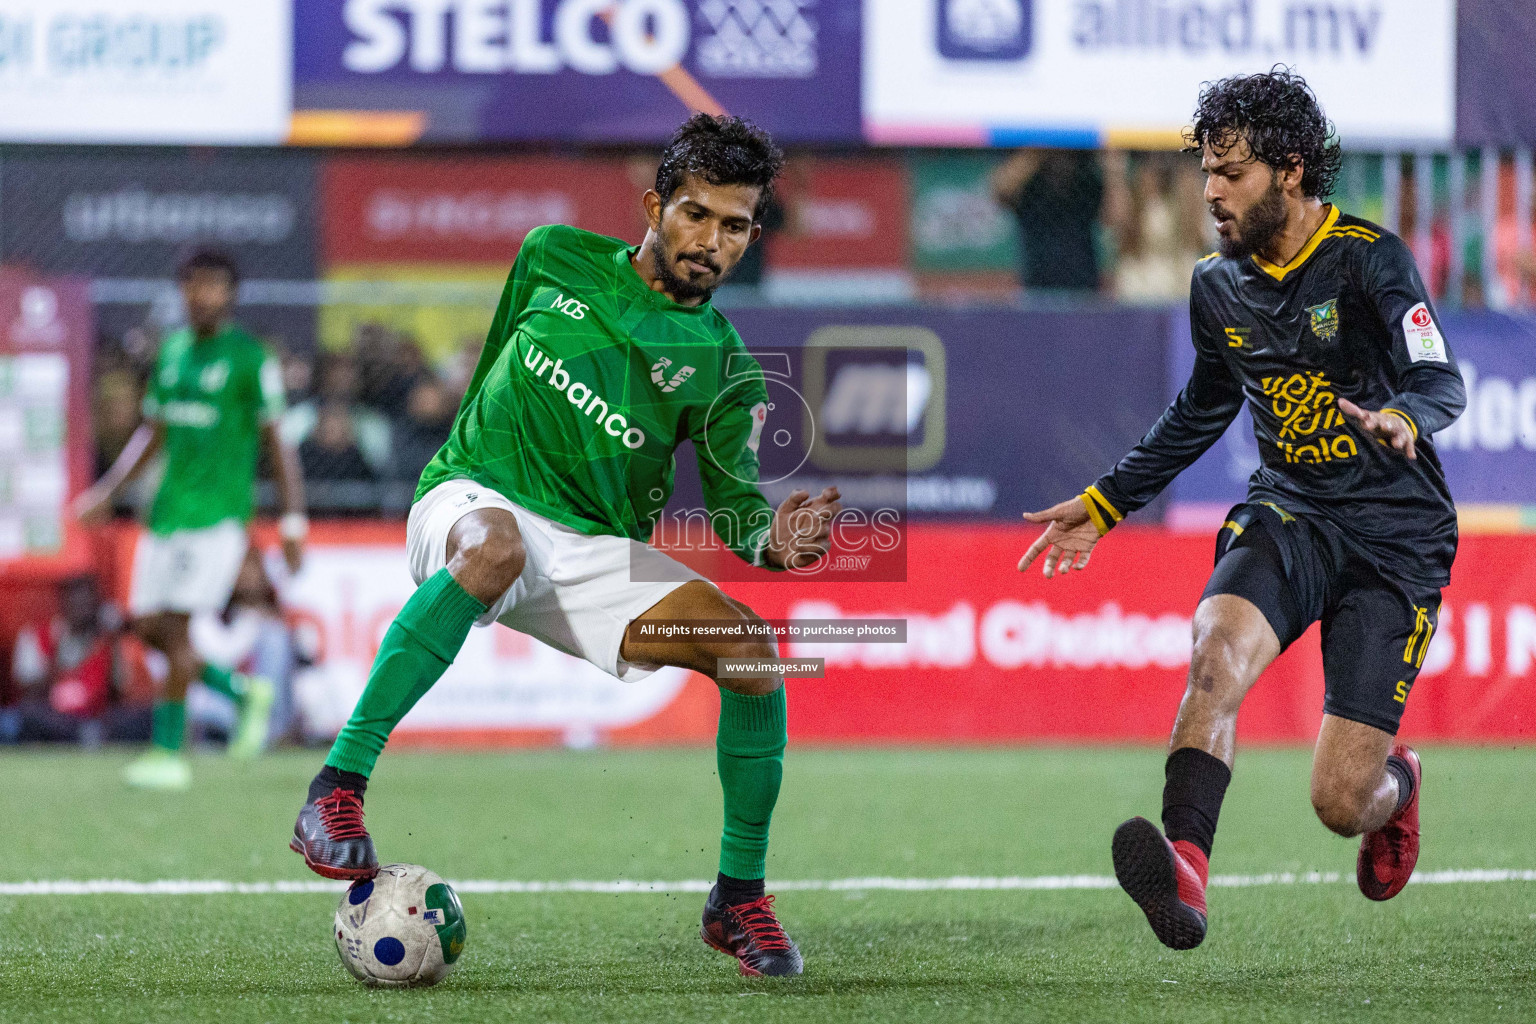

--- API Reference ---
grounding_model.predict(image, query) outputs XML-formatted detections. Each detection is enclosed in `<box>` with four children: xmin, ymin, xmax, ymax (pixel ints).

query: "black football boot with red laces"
<box><xmin>290</xmin><ymin>788</ymin><xmax>378</xmax><ymax>880</ymax></box>
<box><xmin>700</xmin><ymin>887</ymin><xmax>804</xmax><ymax>976</ymax></box>
<box><xmin>1358</xmin><ymin>744</ymin><xmax>1422</xmax><ymax>901</ymax></box>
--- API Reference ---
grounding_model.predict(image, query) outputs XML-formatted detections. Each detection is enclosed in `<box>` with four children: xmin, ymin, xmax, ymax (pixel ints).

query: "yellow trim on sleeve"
<box><xmin>1084</xmin><ymin>485</ymin><xmax>1123</xmax><ymax>522</ymax></box>
<box><xmin>1080</xmin><ymin>493</ymin><xmax>1111</xmax><ymax>537</ymax></box>
<box><xmin>1381</xmin><ymin>408</ymin><xmax>1419</xmax><ymax>438</ymax></box>
<box><xmin>1251</xmin><ymin>205</ymin><xmax>1340</xmax><ymax>282</ymax></box>
<box><xmin>1079</xmin><ymin>485</ymin><xmax>1124</xmax><ymax>537</ymax></box>
<box><xmin>1222</xmin><ymin>520</ymin><xmax>1245</xmax><ymax>537</ymax></box>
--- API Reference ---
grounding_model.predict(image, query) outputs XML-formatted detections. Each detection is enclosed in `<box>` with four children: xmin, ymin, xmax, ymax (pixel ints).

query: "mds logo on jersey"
<box><xmin>937</xmin><ymin>0</ymin><xmax>1031</xmax><ymax>60</ymax></box>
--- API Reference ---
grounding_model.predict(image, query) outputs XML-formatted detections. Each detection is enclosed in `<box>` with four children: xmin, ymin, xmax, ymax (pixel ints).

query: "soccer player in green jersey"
<box><xmin>290</xmin><ymin>115</ymin><xmax>839</xmax><ymax>977</ymax></box>
<box><xmin>76</xmin><ymin>250</ymin><xmax>307</xmax><ymax>790</ymax></box>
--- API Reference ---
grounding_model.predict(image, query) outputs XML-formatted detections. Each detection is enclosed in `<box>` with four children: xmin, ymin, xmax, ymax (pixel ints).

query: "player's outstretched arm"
<box><xmin>1337</xmin><ymin>398</ymin><xmax>1417</xmax><ymax>462</ymax></box>
<box><xmin>1019</xmin><ymin>496</ymin><xmax>1103</xmax><ymax>579</ymax></box>
<box><xmin>764</xmin><ymin>487</ymin><xmax>841</xmax><ymax>571</ymax></box>
<box><xmin>72</xmin><ymin>422</ymin><xmax>164</xmax><ymax>525</ymax></box>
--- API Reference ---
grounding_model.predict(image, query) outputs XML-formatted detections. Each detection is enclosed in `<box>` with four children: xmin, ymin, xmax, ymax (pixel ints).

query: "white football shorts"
<box><xmin>406</xmin><ymin>478</ymin><xmax>706</xmax><ymax>682</ymax></box>
<box><xmin>128</xmin><ymin>519</ymin><xmax>249</xmax><ymax>617</ymax></box>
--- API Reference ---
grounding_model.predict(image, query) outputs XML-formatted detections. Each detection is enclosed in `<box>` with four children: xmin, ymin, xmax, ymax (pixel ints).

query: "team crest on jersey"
<box><xmin>1306</xmin><ymin>298</ymin><xmax>1340</xmax><ymax>342</ymax></box>
<box><xmin>650</xmin><ymin>357</ymin><xmax>696</xmax><ymax>393</ymax></box>
<box><xmin>199</xmin><ymin>361</ymin><xmax>230</xmax><ymax>393</ymax></box>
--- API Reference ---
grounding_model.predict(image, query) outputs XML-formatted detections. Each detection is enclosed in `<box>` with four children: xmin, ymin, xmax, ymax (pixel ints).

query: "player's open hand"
<box><xmin>766</xmin><ymin>486</ymin><xmax>841</xmax><ymax>570</ymax></box>
<box><xmin>1338</xmin><ymin>398</ymin><xmax>1416</xmax><ymax>461</ymax></box>
<box><xmin>1019</xmin><ymin>497</ymin><xmax>1101</xmax><ymax>578</ymax></box>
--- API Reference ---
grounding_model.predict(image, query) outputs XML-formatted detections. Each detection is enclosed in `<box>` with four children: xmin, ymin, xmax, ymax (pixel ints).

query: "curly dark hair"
<box><xmin>1184</xmin><ymin>66</ymin><xmax>1342</xmax><ymax>199</ymax></box>
<box><xmin>654</xmin><ymin>113</ymin><xmax>784</xmax><ymax>221</ymax></box>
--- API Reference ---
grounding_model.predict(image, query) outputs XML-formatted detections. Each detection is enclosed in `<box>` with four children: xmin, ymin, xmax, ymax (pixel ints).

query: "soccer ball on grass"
<box><xmin>334</xmin><ymin>863</ymin><xmax>466</xmax><ymax>987</ymax></box>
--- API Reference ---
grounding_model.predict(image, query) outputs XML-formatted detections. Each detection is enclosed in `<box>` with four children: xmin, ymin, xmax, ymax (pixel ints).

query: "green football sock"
<box><xmin>325</xmin><ymin>569</ymin><xmax>487</xmax><ymax>778</ymax></box>
<box><xmin>199</xmin><ymin>663</ymin><xmax>245</xmax><ymax>703</ymax></box>
<box><xmin>151</xmin><ymin>700</ymin><xmax>186</xmax><ymax>753</ymax></box>
<box><xmin>716</xmin><ymin>685</ymin><xmax>787</xmax><ymax>880</ymax></box>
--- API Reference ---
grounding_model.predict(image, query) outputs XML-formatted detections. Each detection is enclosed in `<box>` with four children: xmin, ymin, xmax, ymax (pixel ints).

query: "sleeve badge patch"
<box><xmin>1403</xmin><ymin>302</ymin><xmax>1448</xmax><ymax>363</ymax></box>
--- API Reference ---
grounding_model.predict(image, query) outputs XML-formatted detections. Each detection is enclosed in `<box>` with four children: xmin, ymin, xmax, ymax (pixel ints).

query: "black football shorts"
<box><xmin>1200</xmin><ymin>501</ymin><xmax>1442</xmax><ymax>735</ymax></box>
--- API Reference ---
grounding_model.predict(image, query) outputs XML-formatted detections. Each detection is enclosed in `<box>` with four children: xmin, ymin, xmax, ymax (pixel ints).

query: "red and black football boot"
<box><xmin>1112</xmin><ymin>816</ymin><xmax>1210</xmax><ymax>950</ymax></box>
<box><xmin>290</xmin><ymin>787</ymin><xmax>378</xmax><ymax>880</ymax></box>
<box><xmin>1358</xmin><ymin>744</ymin><xmax>1422</xmax><ymax>901</ymax></box>
<box><xmin>700</xmin><ymin>886</ymin><xmax>804</xmax><ymax>976</ymax></box>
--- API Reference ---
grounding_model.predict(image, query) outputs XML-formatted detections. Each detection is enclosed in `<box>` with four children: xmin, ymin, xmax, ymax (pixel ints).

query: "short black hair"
<box><xmin>177</xmin><ymin>247</ymin><xmax>240</xmax><ymax>287</ymax></box>
<box><xmin>1185</xmin><ymin>66</ymin><xmax>1342</xmax><ymax>199</ymax></box>
<box><xmin>654</xmin><ymin>113</ymin><xmax>784</xmax><ymax>221</ymax></box>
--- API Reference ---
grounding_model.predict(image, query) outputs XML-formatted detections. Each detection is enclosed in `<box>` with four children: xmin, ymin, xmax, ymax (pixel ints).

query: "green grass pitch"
<box><xmin>0</xmin><ymin>746</ymin><xmax>1532</xmax><ymax>1023</ymax></box>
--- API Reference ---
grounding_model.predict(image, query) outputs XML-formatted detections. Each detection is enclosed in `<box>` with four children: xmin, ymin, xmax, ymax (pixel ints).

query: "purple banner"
<box><xmin>1165</xmin><ymin>309</ymin><xmax>1536</xmax><ymax>522</ymax></box>
<box><xmin>293</xmin><ymin>1</ymin><xmax>861</xmax><ymax>144</ymax></box>
<box><xmin>1456</xmin><ymin>0</ymin><xmax>1536</xmax><ymax>146</ymax></box>
<box><xmin>665</xmin><ymin>305</ymin><xmax>1171</xmax><ymax>521</ymax></box>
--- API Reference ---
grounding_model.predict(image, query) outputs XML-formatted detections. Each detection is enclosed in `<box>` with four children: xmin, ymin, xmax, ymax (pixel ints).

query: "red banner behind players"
<box><xmin>713</xmin><ymin>526</ymin><xmax>1536</xmax><ymax>744</ymax></box>
<box><xmin>320</xmin><ymin>156</ymin><xmax>643</xmax><ymax>265</ymax></box>
<box><xmin>78</xmin><ymin>523</ymin><xmax>1536</xmax><ymax>746</ymax></box>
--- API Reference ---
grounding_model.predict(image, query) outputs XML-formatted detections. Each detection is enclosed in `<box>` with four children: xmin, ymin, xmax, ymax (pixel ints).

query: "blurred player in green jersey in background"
<box><xmin>76</xmin><ymin>249</ymin><xmax>307</xmax><ymax>790</ymax></box>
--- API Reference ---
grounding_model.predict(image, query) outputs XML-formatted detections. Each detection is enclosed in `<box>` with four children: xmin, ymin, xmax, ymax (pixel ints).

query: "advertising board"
<box><xmin>294</xmin><ymin>0</ymin><xmax>862</xmax><ymax>143</ymax></box>
<box><xmin>865</xmin><ymin>0</ymin><xmax>1457</xmax><ymax>147</ymax></box>
<box><xmin>0</xmin><ymin>0</ymin><xmax>291</xmax><ymax>144</ymax></box>
<box><xmin>202</xmin><ymin>522</ymin><xmax>1536</xmax><ymax>745</ymax></box>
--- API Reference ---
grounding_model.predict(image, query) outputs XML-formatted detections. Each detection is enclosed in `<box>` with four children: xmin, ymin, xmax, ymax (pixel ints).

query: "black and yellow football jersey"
<box><xmin>1085</xmin><ymin>205</ymin><xmax>1466</xmax><ymax>588</ymax></box>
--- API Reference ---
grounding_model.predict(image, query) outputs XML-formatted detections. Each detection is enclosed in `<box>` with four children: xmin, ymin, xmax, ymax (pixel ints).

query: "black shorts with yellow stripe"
<box><xmin>1201</xmin><ymin>501</ymin><xmax>1441</xmax><ymax>735</ymax></box>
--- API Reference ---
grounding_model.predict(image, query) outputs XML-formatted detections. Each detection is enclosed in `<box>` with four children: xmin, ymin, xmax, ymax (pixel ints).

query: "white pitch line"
<box><xmin>1</xmin><ymin>869</ymin><xmax>1535</xmax><ymax>897</ymax></box>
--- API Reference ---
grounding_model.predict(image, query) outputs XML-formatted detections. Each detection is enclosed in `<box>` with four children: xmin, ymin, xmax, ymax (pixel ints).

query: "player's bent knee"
<box><xmin>1186</xmin><ymin>633</ymin><xmax>1252</xmax><ymax>711</ymax></box>
<box><xmin>131</xmin><ymin>613</ymin><xmax>169</xmax><ymax>649</ymax></box>
<box><xmin>1310</xmin><ymin>778</ymin><xmax>1371</xmax><ymax>836</ymax></box>
<box><xmin>702</xmin><ymin>624</ymin><xmax>780</xmax><ymax>694</ymax></box>
<box><xmin>447</xmin><ymin>520</ymin><xmax>526</xmax><ymax>605</ymax></box>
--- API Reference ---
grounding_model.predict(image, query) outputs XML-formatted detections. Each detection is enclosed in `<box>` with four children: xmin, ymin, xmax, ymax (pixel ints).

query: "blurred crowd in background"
<box><xmin>3</xmin><ymin>550</ymin><xmax>307</xmax><ymax>749</ymax></box>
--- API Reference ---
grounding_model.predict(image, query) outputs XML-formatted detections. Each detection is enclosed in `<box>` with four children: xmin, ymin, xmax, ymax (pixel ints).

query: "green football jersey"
<box><xmin>142</xmin><ymin>325</ymin><xmax>284</xmax><ymax>535</ymax></box>
<box><xmin>418</xmin><ymin>225</ymin><xmax>777</xmax><ymax>566</ymax></box>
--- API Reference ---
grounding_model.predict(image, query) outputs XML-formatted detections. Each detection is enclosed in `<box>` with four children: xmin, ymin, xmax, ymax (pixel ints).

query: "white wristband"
<box><xmin>279</xmin><ymin>512</ymin><xmax>309</xmax><ymax>542</ymax></box>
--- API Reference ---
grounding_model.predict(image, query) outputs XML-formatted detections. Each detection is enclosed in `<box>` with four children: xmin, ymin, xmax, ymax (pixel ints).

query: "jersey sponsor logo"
<box><xmin>199</xmin><ymin>360</ymin><xmax>230</xmax><ymax>393</ymax></box>
<box><xmin>1403</xmin><ymin>302</ymin><xmax>1447</xmax><ymax>363</ymax></box>
<box><xmin>1306</xmin><ymin>297</ymin><xmax>1340</xmax><ymax>342</ymax></box>
<box><xmin>1223</xmin><ymin>326</ymin><xmax>1250</xmax><ymax>348</ymax></box>
<box><xmin>550</xmin><ymin>293</ymin><xmax>588</xmax><ymax>320</ymax></box>
<box><xmin>159</xmin><ymin>400</ymin><xmax>219</xmax><ymax>428</ymax></box>
<box><xmin>520</xmin><ymin>340</ymin><xmax>645</xmax><ymax>449</ymax></box>
<box><xmin>1260</xmin><ymin>371</ymin><xmax>1358</xmax><ymax>466</ymax></box>
<box><xmin>649</xmin><ymin>357</ymin><xmax>695</xmax><ymax>393</ymax></box>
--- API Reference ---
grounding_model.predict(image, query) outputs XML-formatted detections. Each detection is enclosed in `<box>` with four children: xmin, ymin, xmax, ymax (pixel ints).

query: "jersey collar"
<box><xmin>1250</xmin><ymin>204</ymin><xmax>1338</xmax><ymax>283</ymax></box>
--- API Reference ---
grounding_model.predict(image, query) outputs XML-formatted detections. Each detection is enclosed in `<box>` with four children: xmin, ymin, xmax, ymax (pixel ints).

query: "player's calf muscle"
<box><xmin>1311</xmin><ymin>718</ymin><xmax>1398</xmax><ymax>836</ymax></box>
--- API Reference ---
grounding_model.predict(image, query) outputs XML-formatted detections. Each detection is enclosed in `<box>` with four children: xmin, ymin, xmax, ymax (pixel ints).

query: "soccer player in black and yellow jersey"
<box><xmin>1020</xmin><ymin>70</ymin><xmax>1464</xmax><ymax>950</ymax></box>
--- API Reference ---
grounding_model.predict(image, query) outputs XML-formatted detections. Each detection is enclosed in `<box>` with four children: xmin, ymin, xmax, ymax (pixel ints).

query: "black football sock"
<box><xmin>1384</xmin><ymin>754</ymin><xmax>1416</xmax><ymax>814</ymax></box>
<box><xmin>1161</xmin><ymin>747</ymin><xmax>1232</xmax><ymax>857</ymax></box>
<box><xmin>308</xmin><ymin>764</ymin><xmax>369</xmax><ymax>805</ymax></box>
<box><xmin>715</xmin><ymin>872</ymin><xmax>766</xmax><ymax>907</ymax></box>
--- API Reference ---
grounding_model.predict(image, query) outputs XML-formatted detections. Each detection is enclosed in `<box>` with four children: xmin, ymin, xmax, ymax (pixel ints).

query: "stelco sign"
<box><xmin>341</xmin><ymin>0</ymin><xmax>707</xmax><ymax>76</ymax></box>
